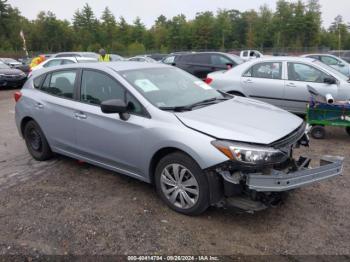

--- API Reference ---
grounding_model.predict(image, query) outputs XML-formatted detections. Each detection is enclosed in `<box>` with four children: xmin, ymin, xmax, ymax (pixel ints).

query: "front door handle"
<box><xmin>35</xmin><ymin>102</ymin><xmax>44</xmax><ymax>109</ymax></box>
<box><xmin>286</xmin><ymin>82</ymin><xmax>296</xmax><ymax>87</ymax></box>
<box><xmin>74</xmin><ymin>112</ymin><xmax>87</xmax><ymax>120</ymax></box>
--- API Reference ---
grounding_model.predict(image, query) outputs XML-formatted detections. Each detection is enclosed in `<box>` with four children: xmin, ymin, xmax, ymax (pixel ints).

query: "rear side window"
<box><xmin>41</xmin><ymin>70</ymin><xmax>77</xmax><ymax>99</ymax></box>
<box><xmin>243</xmin><ymin>62</ymin><xmax>282</xmax><ymax>79</ymax></box>
<box><xmin>80</xmin><ymin>70</ymin><xmax>125</xmax><ymax>105</ymax></box>
<box><xmin>43</xmin><ymin>59</ymin><xmax>62</xmax><ymax>68</ymax></box>
<box><xmin>192</xmin><ymin>54</ymin><xmax>210</xmax><ymax>64</ymax></box>
<box><xmin>62</xmin><ymin>59</ymin><xmax>75</xmax><ymax>65</ymax></box>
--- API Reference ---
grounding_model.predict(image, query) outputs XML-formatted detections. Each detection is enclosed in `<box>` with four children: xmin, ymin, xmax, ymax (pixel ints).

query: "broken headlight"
<box><xmin>211</xmin><ymin>140</ymin><xmax>288</xmax><ymax>166</ymax></box>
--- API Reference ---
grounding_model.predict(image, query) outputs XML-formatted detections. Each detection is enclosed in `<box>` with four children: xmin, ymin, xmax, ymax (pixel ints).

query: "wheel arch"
<box><xmin>148</xmin><ymin>147</ymin><xmax>199</xmax><ymax>185</ymax></box>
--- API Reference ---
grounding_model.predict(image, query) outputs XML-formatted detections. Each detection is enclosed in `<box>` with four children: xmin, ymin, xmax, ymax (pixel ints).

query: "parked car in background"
<box><xmin>0</xmin><ymin>61</ymin><xmax>27</xmax><ymax>88</ymax></box>
<box><xmin>127</xmin><ymin>56</ymin><xmax>157</xmax><ymax>63</ymax></box>
<box><xmin>0</xmin><ymin>58</ymin><xmax>22</xmax><ymax>68</ymax></box>
<box><xmin>172</xmin><ymin>52</ymin><xmax>244</xmax><ymax>80</ymax></box>
<box><xmin>329</xmin><ymin>50</ymin><xmax>350</xmax><ymax>63</ymax></box>
<box><xmin>207</xmin><ymin>57</ymin><xmax>350</xmax><ymax>114</ymax></box>
<box><xmin>240</xmin><ymin>50</ymin><xmax>263</xmax><ymax>61</ymax></box>
<box><xmin>29</xmin><ymin>57</ymin><xmax>97</xmax><ymax>77</ymax></box>
<box><xmin>15</xmin><ymin>62</ymin><xmax>343</xmax><ymax>215</ymax></box>
<box><xmin>0</xmin><ymin>57</ymin><xmax>30</xmax><ymax>75</ymax></box>
<box><xmin>53</xmin><ymin>52</ymin><xmax>99</xmax><ymax>60</ymax></box>
<box><xmin>110</xmin><ymin>54</ymin><xmax>125</xmax><ymax>61</ymax></box>
<box><xmin>145</xmin><ymin>53</ymin><xmax>168</xmax><ymax>61</ymax></box>
<box><xmin>302</xmin><ymin>54</ymin><xmax>350</xmax><ymax>77</ymax></box>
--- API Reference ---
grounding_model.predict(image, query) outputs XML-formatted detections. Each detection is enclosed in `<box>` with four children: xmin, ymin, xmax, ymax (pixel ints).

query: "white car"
<box><xmin>206</xmin><ymin>57</ymin><xmax>350</xmax><ymax>114</ymax></box>
<box><xmin>29</xmin><ymin>57</ymin><xmax>97</xmax><ymax>77</ymax></box>
<box><xmin>240</xmin><ymin>50</ymin><xmax>263</xmax><ymax>61</ymax></box>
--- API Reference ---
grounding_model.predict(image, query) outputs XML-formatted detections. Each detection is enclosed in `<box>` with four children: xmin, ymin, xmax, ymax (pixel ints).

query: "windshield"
<box><xmin>120</xmin><ymin>67</ymin><xmax>225</xmax><ymax>109</ymax></box>
<box><xmin>4</xmin><ymin>58</ymin><xmax>19</xmax><ymax>63</ymax></box>
<box><xmin>0</xmin><ymin>62</ymin><xmax>10</xmax><ymax>69</ymax></box>
<box><xmin>313</xmin><ymin>60</ymin><xmax>349</xmax><ymax>80</ymax></box>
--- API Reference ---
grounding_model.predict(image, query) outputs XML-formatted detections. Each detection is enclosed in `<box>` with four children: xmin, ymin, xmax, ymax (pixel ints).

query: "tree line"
<box><xmin>0</xmin><ymin>0</ymin><xmax>350</xmax><ymax>56</ymax></box>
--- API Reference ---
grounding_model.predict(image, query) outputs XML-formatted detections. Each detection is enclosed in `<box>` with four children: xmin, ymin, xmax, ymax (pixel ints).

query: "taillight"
<box><xmin>14</xmin><ymin>91</ymin><xmax>22</xmax><ymax>102</ymax></box>
<box><xmin>204</xmin><ymin>77</ymin><xmax>213</xmax><ymax>85</ymax></box>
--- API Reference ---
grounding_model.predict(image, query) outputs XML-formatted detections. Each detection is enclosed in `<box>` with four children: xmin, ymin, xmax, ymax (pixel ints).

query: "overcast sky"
<box><xmin>7</xmin><ymin>0</ymin><xmax>350</xmax><ymax>28</ymax></box>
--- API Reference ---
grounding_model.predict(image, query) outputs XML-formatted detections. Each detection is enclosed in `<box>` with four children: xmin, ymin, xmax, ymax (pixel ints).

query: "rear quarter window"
<box><xmin>33</xmin><ymin>75</ymin><xmax>45</xmax><ymax>89</ymax></box>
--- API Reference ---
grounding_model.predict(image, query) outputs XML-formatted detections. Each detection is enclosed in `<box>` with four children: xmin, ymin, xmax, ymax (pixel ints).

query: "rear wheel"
<box><xmin>155</xmin><ymin>152</ymin><xmax>209</xmax><ymax>215</ymax></box>
<box><xmin>310</xmin><ymin>125</ymin><xmax>326</xmax><ymax>139</ymax></box>
<box><xmin>24</xmin><ymin>120</ymin><xmax>53</xmax><ymax>161</ymax></box>
<box><xmin>346</xmin><ymin>127</ymin><xmax>350</xmax><ymax>136</ymax></box>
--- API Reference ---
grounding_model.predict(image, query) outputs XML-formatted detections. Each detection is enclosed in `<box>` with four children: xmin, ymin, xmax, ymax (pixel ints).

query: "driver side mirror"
<box><xmin>101</xmin><ymin>99</ymin><xmax>130</xmax><ymax>121</ymax></box>
<box><xmin>323</xmin><ymin>77</ymin><xmax>336</xmax><ymax>85</ymax></box>
<box><xmin>338</xmin><ymin>63</ymin><xmax>345</xmax><ymax>67</ymax></box>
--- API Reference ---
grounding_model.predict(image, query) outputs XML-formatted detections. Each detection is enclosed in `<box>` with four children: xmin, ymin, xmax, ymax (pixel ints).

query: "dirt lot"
<box><xmin>0</xmin><ymin>89</ymin><xmax>350</xmax><ymax>256</ymax></box>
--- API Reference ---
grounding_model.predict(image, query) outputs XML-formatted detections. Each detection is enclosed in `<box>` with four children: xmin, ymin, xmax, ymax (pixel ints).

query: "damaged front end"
<box><xmin>206</xmin><ymin>122</ymin><xmax>344</xmax><ymax>212</ymax></box>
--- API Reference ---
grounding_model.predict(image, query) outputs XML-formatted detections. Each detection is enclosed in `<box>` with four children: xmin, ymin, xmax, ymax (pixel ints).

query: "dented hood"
<box><xmin>175</xmin><ymin>97</ymin><xmax>304</xmax><ymax>145</ymax></box>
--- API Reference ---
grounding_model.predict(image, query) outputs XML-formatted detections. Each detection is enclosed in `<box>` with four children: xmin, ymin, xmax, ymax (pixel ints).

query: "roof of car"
<box><xmin>31</xmin><ymin>61</ymin><xmax>169</xmax><ymax>77</ymax></box>
<box><xmin>243</xmin><ymin>56</ymin><xmax>315</xmax><ymax>63</ymax></box>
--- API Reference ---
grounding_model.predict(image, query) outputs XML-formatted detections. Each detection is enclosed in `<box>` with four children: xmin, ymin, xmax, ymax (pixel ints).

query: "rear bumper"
<box><xmin>245</xmin><ymin>156</ymin><xmax>343</xmax><ymax>192</ymax></box>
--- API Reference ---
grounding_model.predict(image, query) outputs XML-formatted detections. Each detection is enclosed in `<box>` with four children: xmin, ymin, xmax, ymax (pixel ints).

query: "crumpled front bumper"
<box><xmin>245</xmin><ymin>155</ymin><xmax>344</xmax><ymax>192</ymax></box>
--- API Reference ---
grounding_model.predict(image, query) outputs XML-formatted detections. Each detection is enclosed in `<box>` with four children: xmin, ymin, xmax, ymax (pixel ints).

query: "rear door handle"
<box><xmin>286</xmin><ymin>83</ymin><xmax>296</xmax><ymax>87</ymax></box>
<box><xmin>35</xmin><ymin>102</ymin><xmax>44</xmax><ymax>109</ymax></box>
<box><xmin>244</xmin><ymin>79</ymin><xmax>253</xmax><ymax>84</ymax></box>
<box><xmin>74</xmin><ymin>112</ymin><xmax>87</xmax><ymax>120</ymax></box>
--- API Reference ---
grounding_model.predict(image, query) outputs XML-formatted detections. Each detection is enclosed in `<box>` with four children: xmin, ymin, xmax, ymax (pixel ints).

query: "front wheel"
<box><xmin>155</xmin><ymin>152</ymin><xmax>209</xmax><ymax>215</ymax></box>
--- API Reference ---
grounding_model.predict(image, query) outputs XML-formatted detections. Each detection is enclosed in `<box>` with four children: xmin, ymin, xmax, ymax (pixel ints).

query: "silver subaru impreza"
<box><xmin>15</xmin><ymin>62</ymin><xmax>343</xmax><ymax>215</ymax></box>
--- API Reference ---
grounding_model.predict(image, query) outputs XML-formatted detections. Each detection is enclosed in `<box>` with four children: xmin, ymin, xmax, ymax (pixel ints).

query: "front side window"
<box><xmin>41</xmin><ymin>70</ymin><xmax>77</xmax><ymax>99</ymax></box>
<box><xmin>210</xmin><ymin>55</ymin><xmax>231</xmax><ymax>66</ymax></box>
<box><xmin>288</xmin><ymin>62</ymin><xmax>329</xmax><ymax>83</ymax></box>
<box><xmin>243</xmin><ymin>62</ymin><xmax>282</xmax><ymax>80</ymax></box>
<box><xmin>120</xmin><ymin>67</ymin><xmax>224</xmax><ymax>108</ymax></box>
<box><xmin>80</xmin><ymin>70</ymin><xmax>125</xmax><ymax>105</ymax></box>
<box><xmin>320</xmin><ymin>56</ymin><xmax>339</xmax><ymax>66</ymax></box>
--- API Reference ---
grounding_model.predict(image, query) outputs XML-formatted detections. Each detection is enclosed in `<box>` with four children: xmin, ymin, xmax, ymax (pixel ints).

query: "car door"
<box><xmin>185</xmin><ymin>54</ymin><xmax>212</xmax><ymax>79</ymax></box>
<box><xmin>284</xmin><ymin>62</ymin><xmax>338</xmax><ymax>113</ymax></box>
<box><xmin>240</xmin><ymin>61</ymin><xmax>284</xmax><ymax>108</ymax></box>
<box><xmin>74</xmin><ymin>69</ymin><xmax>149</xmax><ymax>178</ymax></box>
<box><xmin>33</xmin><ymin>69</ymin><xmax>81</xmax><ymax>153</ymax></box>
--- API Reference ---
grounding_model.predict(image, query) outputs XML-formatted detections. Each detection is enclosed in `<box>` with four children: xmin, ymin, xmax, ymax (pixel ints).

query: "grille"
<box><xmin>269</xmin><ymin>122</ymin><xmax>306</xmax><ymax>149</ymax></box>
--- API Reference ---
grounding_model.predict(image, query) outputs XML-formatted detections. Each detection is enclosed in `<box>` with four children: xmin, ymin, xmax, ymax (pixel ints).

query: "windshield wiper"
<box><xmin>159</xmin><ymin>97</ymin><xmax>229</xmax><ymax>112</ymax></box>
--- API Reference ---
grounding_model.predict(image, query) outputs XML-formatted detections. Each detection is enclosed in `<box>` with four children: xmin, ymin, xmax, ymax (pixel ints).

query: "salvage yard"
<box><xmin>0</xmin><ymin>88</ymin><xmax>350</xmax><ymax>255</ymax></box>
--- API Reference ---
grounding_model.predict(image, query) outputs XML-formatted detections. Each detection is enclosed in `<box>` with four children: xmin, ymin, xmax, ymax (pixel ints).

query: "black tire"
<box><xmin>24</xmin><ymin>120</ymin><xmax>53</xmax><ymax>161</ymax></box>
<box><xmin>310</xmin><ymin>125</ymin><xmax>326</xmax><ymax>139</ymax></box>
<box><xmin>346</xmin><ymin>127</ymin><xmax>350</xmax><ymax>136</ymax></box>
<box><xmin>155</xmin><ymin>152</ymin><xmax>210</xmax><ymax>215</ymax></box>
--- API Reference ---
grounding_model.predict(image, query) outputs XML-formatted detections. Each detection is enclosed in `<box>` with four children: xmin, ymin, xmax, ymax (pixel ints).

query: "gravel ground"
<box><xmin>0</xmin><ymin>89</ymin><xmax>349</xmax><ymax>256</ymax></box>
